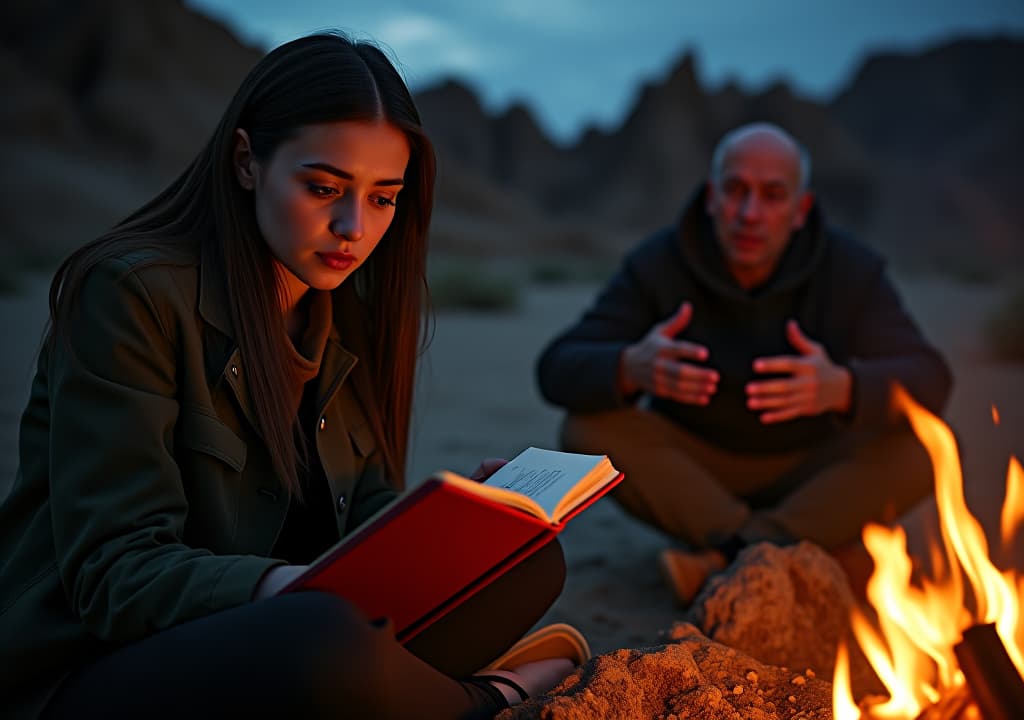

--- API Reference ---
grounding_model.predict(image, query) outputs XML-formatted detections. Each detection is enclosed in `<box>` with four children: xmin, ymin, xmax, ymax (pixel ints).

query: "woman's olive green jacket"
<box><xmin>0</xmin><ymin>244</ymin><xmax>398</xmax><ymax>717</ymax></box>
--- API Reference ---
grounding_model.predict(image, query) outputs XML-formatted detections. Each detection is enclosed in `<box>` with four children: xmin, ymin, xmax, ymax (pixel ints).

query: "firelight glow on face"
<box><xmin>241</xmin><ymin>120</ymin><xmax>411</xmax><ymax>306</ymax></box>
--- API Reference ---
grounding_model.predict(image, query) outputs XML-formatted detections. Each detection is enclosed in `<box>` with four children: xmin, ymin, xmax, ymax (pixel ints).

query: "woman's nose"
<box><xmin>329</xmin><ymin>202</ymin><xmax>364</xmax><ymax>242</ymax></box>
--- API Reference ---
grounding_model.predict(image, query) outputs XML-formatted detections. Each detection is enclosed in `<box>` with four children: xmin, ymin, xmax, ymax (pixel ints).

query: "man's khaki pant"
<box><xmin>561</xmin><ymin>406</ymin><xmax>934</xmax><ymax>550</ymax></box>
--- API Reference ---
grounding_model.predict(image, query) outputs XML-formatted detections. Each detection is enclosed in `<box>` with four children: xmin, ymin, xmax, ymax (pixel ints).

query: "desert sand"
<box><xmin>1</xmin><ymin>264</ymin><xmax>1022</xmax><ymax>665</ymax></box>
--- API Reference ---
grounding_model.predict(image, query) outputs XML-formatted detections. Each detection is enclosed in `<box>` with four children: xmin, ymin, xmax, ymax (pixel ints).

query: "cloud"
<box><xmin>486</xmin><ymin>0</ymin><xmax>600</xmax><ymax>32</ymax></box>
<box><xmin>186</xmin><ymin>0</ymin><xmax>1024</xmax><ymax>144</ymax></box>
<box><xmin>377</xmin><ymin>13</ymin><xmax>491</xmax><ymax>75</ymax></box>
<box><xmin>379</xmin><ymin>14</ymin><xmax>447</xmax><ymax>46</ymax></box>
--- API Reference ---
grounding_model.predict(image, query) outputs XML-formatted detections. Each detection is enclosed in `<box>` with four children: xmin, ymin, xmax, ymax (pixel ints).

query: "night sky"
<box><xmin>186</xmin><ymin>0</ymin><xmax>1024</xmax><ymax>143</ymax></box>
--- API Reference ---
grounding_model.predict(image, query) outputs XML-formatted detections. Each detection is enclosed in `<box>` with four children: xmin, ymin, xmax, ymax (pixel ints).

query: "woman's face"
<box><xmin>235</xmin><ymin>120</ymin><xmax>411</xmax><ymax>305</ymax></box>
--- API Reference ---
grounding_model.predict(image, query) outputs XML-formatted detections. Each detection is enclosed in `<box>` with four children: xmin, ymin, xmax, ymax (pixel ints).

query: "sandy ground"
<box><xmin>1</xmin><ymin>269</ymin><xmax>1022</xmax><ymax>658</ymax></box>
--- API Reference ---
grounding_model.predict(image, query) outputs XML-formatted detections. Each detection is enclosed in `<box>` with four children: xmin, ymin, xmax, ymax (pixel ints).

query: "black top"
<box><xmin>536</xmin><ymin>185</ymin><xmax>953</xmax><ymax>454</ymax></box>
<box><xmin>272</xmin><ymin>381</ymin><xmax>340</xmax><ymax>564</ymax></box>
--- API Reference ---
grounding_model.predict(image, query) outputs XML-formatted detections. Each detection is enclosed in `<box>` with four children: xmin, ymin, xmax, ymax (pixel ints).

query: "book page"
<box><xmin>481</xmin><ymin>447</ymin><xmax>611</xmax><ymax>521</ymax></box>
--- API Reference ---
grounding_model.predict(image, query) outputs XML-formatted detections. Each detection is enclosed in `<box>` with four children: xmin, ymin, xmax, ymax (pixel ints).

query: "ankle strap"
<box><xmin>473</xmin><ymin>673</ymin><xmax>530</xmax><ymax>704</ymax></box>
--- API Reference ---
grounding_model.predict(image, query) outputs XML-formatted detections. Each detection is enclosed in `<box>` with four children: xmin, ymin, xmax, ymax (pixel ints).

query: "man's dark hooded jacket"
<box><xmin>537</xmin><ymin>187</ymin><xmax>952</xmax><ymax>454</ymax></box>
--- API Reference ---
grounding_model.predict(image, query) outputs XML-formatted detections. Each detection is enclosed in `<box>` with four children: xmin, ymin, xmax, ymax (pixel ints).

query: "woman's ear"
<box><xmin>233</xmin><ymin>128</ymin><xmax>258</xmax><ymax>190</ymax></box>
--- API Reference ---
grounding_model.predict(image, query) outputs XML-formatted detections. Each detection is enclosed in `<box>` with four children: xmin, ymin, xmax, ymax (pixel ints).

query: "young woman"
<box><xmin>0</xmin><ymin>32</ymin><xmax>577</xmax><ymax>719</ymax></box>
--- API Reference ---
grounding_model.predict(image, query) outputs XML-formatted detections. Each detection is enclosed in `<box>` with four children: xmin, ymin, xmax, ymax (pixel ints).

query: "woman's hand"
<box><xmin>468</xmin><ymin>458</ymin><xmax>508</xmax><ymax>482</ymax></box>
<box><xmin>252</xmin><ymin>564</ymin><xmax>309</xmax><ymax>600</ymax></box>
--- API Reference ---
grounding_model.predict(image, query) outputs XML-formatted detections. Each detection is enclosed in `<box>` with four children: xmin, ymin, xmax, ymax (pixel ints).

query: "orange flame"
<box><xmin>992</xmin><ymin>404</ymin><xmax>1000</xmax><ymax>425</ymax></box>
<box><xmin>1003</xmin><ymin>458</ymin><xmax>1023</xmax><ymax>551</ymax></box>
<box><xmin>833</xmin><ymin>386</ymin><xmax>1023</xmax><ymax>718</ymax></box>
<box><xmin>833</xmin><ymin>641</ymin><xmax>858</xmax><ymax>720</ymax></box>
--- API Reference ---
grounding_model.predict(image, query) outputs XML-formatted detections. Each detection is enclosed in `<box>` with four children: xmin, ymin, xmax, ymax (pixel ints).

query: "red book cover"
<box><xmin>280</xmin><ymin>448</ymin><xmax>622</xmax><ymax>642</ymax></box>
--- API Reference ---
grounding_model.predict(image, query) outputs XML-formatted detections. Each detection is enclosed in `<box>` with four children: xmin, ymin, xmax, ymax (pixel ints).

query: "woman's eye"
<box><xmin>372</xmin><ymin>195</ymin><xmax>396</xmax><ymax>208</ymax></box>
<box><xmin>306</xmin><ymin>183</ymin><xmax>338</xmax><ymax>198</ymax></box>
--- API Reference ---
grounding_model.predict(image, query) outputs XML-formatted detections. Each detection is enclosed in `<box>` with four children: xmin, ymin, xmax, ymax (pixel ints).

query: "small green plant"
<box><xmin>985</xmin><ymin>284</ymin><xmax>1024</xmax><ymax>361</ymax></box>
<box><xmin>428</xmin><ymin>263</ymin><xmax>521</xmax><ymax>312</ymax></box>
<box><xmin>934</xmin><ymin>253</ymin><xmax>997</xmax><ymax>285</ymax></box>
<box><xmin>528</xmin><ymin>257</ymin><xmax>617</xmax><ymax>286</ymax></box>
<box><xmin>529</xmin><ymin>261</ymin><xmax>574</xmax><ymax>285</ymax></box>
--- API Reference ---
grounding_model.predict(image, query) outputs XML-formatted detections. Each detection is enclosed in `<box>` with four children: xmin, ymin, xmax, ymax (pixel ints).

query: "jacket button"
<box><xmin>336</xmin><ymin>494</ymin><xmax>347</xmax><ymax>512</ymax></box>
<box><xmin>319</xmin><ymin>416</ymin><xmax>326</xmax><ymax>431</ymax></box>
<box><xmin>230</xmin><ymin>365</ymin><xmax>239</xmax><ymax>377</ymax></box>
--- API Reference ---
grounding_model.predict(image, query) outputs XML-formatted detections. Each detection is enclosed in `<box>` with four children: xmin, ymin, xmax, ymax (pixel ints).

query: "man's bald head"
<box><xmin>710</xmin><ymin>123</ymin><xmax>811</xmax><ymax>192</ymax></box>
<box><xmin>704</xmin><ymin>122</ymin><xmax>815</xmax><ymax>290</ymax></box>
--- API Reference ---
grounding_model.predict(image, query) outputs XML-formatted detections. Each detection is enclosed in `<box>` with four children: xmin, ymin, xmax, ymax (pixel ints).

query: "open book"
<box><xmin>280</xmin><ymin>447</ymin><xmax>622</xmax><ymax>642</ymax></box>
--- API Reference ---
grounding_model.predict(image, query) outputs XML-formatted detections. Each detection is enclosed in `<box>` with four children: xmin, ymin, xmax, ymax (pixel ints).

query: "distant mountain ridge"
<box><xmin>416</xmin><ymin>36</ymin><xmax>1024</xmax><ymax>270</ymax></box>
<box><xmin>1</xmin><ymin>0</ymin><xmax>1020</xmax><ymax>273</ymax></box>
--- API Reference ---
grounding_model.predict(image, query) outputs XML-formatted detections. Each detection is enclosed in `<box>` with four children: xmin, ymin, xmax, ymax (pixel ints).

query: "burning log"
<box><xmin>912</xmin><ymin>684</ymin><xmax>971</xmax><ymax>720</ymax></box>
<box><xmin>953</xmin><ymin>622</ymin><xmax>1024</xmax><ymax>720</ymax></box>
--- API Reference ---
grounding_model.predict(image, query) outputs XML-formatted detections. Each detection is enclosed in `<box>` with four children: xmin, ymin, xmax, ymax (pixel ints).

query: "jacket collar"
<box><xmin>316</xmin><ymin>323</ymin><xmax>358</xmax><ymax>417</ymax></box>
<box><xmin>197</xmin><ymin>240</ymin><xmax>359</xmax><ymax>429</ymax></box>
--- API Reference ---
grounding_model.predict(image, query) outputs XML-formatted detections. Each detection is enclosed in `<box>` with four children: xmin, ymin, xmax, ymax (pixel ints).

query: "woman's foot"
<box><xmin>476</xmin><ymin>622</ymin><xmax>589</xmax><ymax>706</ymax></box>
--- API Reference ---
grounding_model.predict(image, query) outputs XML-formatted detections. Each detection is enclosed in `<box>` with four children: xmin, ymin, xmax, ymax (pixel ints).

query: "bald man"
<box><xmin>536</xmin><ymin>123</ymin><xmax>952</xmax><ymax>603</ymax></box>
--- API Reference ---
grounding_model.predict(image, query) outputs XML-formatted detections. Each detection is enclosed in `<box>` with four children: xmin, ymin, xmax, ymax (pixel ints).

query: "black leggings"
<box><xmin>43</xmin><ymin>539</ymin><xmax>566</xmax><ymax>720</ymax></box>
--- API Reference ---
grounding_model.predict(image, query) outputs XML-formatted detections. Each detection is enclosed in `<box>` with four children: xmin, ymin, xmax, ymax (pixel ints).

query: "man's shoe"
<box><xmin>659</xmin><ymin>547</ymin><xmax>727</xmax><ymax>607</ymax></box>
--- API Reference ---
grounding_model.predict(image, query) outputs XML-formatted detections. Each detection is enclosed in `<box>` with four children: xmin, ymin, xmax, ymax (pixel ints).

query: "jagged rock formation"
<box><xmin>0</xmin><ymin>0</ymin><xmax>261</xmax><ymax>265</ymax></box>
<box><xmin>2</xmin><ymin>0</ymin><xmax>1020</xmax><ymax>274</ymax></box>
<box><xmin>832</xmin><ymin>37</ymin><xmax>1024</xmax><ymax>271</ymax></box>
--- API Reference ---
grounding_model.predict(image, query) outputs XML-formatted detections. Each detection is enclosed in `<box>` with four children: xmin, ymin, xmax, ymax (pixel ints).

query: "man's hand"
<box><xmin>746</xmin><ymin>319</ymin><xmax>852</xmax><ymax>424</ymax></box>
<box><xmin>619</xmin><ymin>302</ymin><xmax>718</xmax><ymax>405</ymax></box>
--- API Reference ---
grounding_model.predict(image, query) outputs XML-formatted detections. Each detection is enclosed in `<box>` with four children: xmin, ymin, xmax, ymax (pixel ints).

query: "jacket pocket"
<box><xmin>177</xmin><ymin>409</ymin><xmax>247</xmax><ymax>472</ymax></box>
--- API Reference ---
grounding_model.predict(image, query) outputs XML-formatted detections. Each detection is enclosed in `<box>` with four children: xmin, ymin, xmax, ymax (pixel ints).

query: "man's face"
<box><xmin>705</xmin><ymin>132</ymin><xmax>812</xmax><ymax>289</ymax></box>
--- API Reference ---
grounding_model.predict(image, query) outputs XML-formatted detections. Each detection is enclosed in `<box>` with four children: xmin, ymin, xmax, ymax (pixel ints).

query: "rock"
<box><xmin>499</xmin><ymin>623</ymin><xmax>833</xmax><ymax>720</ymax></box>
<box><xmin>682</xmin><ymin>541</ymin><xmax>854</xmax><ymax>685</ymax></box>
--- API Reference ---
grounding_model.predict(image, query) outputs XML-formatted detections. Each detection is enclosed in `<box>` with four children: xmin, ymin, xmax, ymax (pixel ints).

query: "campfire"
<box><xmin>832</xmin><ymin>387</ymin><xmax>1024</xmax><ymax>719</ymax></box>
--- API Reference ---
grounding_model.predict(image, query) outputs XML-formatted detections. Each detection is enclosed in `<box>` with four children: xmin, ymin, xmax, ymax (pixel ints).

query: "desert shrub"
<box><xmin>0</xmin><ymin>271</ymin><xmax>20</xmax><ymax>295</ymax></box>
<box><xmin>529</xmin><ymin>261</ymin><xmax>574</xmax><ymax>284</ymax></box>
<box><xmin>985</xmin><ymin>284</ymin><xmax>1024</xmax><ymax>361</ymax></box>
<box><xmin>0</xmin><ymin>246</ymin><xmax>65</xmax><ymax>296</ymax></box>
<box><xmin>428</xmin><ymin>262</ymin><xmax>521</xmax><ymax>312</ymax></box>
<box><xmin>528</xmin><ymin>257</ymin><xmax>617</xmax><ymax>286</ymax></box>
<box><xmin>933</xmin><ymin>253</ymin><xmax>998</xmax><ymax>285</ymax></box>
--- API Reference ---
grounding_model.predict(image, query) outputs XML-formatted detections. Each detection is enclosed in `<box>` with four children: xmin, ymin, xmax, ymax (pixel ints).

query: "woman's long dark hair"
<box><xmin>48</xmin><ymin>32</ymin><xmax>435</xmax><ymax>494</ymax></box>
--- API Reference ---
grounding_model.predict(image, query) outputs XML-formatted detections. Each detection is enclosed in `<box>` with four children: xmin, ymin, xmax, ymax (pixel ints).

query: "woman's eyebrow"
<box><xmin>301</xmin><ymin>162</ymin><xmax>404</xmax><ymax>186</ymax></box>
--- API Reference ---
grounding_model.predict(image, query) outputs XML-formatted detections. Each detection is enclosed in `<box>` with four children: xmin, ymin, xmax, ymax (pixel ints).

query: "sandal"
<box><xmin>482</xmin><ymin>622</ymin><xmax>591</xmax><ymax>671</ymax></box>
<box><xmin>472</xmin><ymin>673</ymin><xmax>530</xmax><ymax>703</ymax></box>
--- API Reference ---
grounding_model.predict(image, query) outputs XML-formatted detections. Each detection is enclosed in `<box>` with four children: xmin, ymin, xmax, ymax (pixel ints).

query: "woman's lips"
<box><xmin>317</xmin><ymin>252</ymin><xmax>356</xmax><ymax>271</ymax></box>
